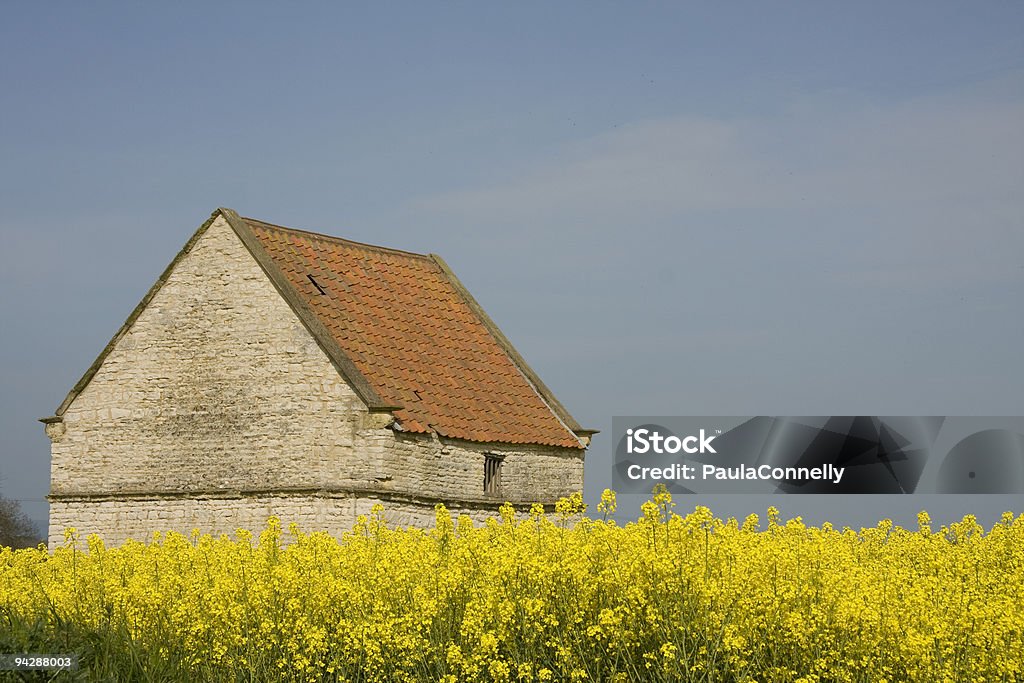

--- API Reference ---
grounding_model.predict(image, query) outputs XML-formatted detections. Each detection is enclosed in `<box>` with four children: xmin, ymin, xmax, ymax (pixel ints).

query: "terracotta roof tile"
<box><xmin>243</xmin><ymin>217</ymin><xmax>584</xmax><ymax>449</ymax></box>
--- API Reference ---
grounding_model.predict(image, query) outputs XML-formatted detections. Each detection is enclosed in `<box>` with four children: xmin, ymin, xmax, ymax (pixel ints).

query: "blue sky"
<box><xmin>2</xmin><ymin>2</ymin><xmax>1023</xmax><ymax>532</ymax></box>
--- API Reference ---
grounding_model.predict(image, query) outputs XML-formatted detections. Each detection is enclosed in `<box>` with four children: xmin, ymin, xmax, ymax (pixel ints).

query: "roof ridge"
<box><xmin>241</xmin><ymin>216</ymin><xmax>435</xmax><ymax>261</ymax></box>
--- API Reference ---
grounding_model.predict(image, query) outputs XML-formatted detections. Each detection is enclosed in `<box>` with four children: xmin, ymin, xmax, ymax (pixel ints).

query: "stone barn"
<box><xmin>41</xmin><ymin>208</ymin><xmax>593</xmax><ymax>546</ymax></box>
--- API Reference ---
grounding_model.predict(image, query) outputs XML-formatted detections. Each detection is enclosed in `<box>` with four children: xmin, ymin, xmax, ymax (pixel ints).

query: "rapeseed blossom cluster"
<box><xmin>1</xmin><ymin>489</ymin><xmax>1022</xmax><ymax>682</ymax></box>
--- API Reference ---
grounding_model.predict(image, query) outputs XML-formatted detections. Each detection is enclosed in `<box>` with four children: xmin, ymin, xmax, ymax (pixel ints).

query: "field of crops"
<box><xmin>1</xmin><ymin>489</ymin><xmax>1022</xmax><ymax>682</ymax></box>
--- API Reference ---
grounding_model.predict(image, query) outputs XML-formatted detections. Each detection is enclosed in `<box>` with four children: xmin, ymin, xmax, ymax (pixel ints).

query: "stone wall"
<box><xmin>46</xmin><ymin>215</ymin><xmax>584</xmax><ymax>547</ymax></box>
<box><xmin>50</xmin><ymin>216</ymin><xmax>371</xmax><ymax>496</ymax></box>
<box><xmin>48</xmin><ymin>492</ymin><xmax>507</xmax><ymax>547</ymax></box>
<box><xmin>361</xmin><ymin>430</ymin><xmax>585</xmax><ymax>505</ymax></box>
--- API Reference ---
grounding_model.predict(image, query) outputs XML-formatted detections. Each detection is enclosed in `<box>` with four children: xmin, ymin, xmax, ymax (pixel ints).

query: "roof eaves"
<box><xmin>427</xmin><ymin>253</ymin><xmax>597</xmax><ymax>446</ymax></box>
<box><xmin>219</xmin><ymin>208</ymin><xmax>400</xmax><ymax>413</ymax></box>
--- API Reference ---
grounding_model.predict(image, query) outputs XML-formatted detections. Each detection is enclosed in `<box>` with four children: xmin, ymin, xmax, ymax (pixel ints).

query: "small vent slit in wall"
<box><xmin>307</xmin><ymin>274</ymin><xmax>327</xmax><ymax>295</ymax></box>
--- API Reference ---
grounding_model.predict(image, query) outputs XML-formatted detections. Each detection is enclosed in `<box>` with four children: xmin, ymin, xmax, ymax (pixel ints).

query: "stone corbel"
<box><xmin>40</xmin><ymin>416</ymin><xmax>65</xmax><ymax>442</ymax></box>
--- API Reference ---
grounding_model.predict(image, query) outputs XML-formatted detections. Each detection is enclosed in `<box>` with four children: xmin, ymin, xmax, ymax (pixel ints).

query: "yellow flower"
<box><xmin>1</xmin><ymin>499</ymin><xmax>1019</xmax><ymax>682</ymax></box>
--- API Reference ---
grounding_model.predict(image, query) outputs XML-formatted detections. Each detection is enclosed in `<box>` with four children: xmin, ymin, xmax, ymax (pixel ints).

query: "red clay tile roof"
<box><xmin>242</xmin><ymin>216</ymin><xmax>585</xmax><ymax>449</ymax></box>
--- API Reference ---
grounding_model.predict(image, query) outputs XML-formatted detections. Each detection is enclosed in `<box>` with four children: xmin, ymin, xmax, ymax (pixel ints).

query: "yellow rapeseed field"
<box><xmin>1</xmin><ymin>488</ymin><xmax>1022</xmax><ymax>682</ymax></box>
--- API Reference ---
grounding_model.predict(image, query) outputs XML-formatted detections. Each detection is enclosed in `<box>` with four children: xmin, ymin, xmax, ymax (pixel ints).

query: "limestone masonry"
<box><xmin>42</xmin><ymin>209</ymin><xmax>593</xmax><ymax>546</ymax></box>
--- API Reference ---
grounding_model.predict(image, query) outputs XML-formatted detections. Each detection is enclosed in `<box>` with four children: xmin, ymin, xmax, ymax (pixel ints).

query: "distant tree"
<box><xmin>0</xmin><ymin>497</ymin><xmax>42</xmax><ymax>549</ymax></box>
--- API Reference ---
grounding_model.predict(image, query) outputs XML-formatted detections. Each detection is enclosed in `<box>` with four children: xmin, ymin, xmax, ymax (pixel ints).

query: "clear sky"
<box><xmin>2</xmin><ymin>2</ymin><xmax>1023</xmax><ymax>533</ymax></box>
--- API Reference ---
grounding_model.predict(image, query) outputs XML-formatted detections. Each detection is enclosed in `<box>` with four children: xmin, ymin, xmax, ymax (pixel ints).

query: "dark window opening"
<box><xmin>307</xmin><ymin>274</ymin><xmax>327</xmax><ymax>295</ymax></box>
<box><xmin>484</xmin><ymin>453</ymin><xmax>504</xmax><ymax>495</ymax></box>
